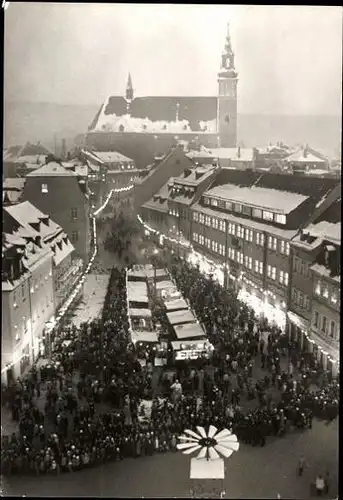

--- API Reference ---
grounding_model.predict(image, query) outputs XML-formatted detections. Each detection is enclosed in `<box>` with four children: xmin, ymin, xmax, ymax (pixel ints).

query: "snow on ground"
<box><xmin>71</xmin><ymin>273</ymin><xmax>110</xmax><ymax>327</ymax></box>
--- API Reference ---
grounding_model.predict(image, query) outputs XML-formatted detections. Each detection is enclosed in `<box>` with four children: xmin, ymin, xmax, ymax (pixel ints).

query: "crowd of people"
<box><xmin>1</xmin><ymin>249</ymin><xmax>339</xmax><ymax>479</ymax></box>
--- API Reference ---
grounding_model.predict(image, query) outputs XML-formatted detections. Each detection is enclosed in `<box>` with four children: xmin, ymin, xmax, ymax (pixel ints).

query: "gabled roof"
<box><xmin>26</xmin><ymin>162</ymin><xmax>78</xmax><ymax>177</ymax></box>
<box><xmin>4</xmin><ymin>201</ymin><xmax>61</xmax><ymax>240</ymax></box>
<box><xmin>94</xmin><ymin>151</ymin><xmax>134</xmax><ymax>163</ymax></box>
<box><xmin>209</xmin><ymin>147</ymin><xmax>254</xmax><ymax>162</ymax></box>
<box><xmin>285</xmin><ymin>148</ymin><xmax>326</xmax><ymax>163</ymax></box>
<box><xmin>142</xmin><ymin>181</ymin><xmax>169</xmax><ymax>213</ymax></box>
<box><xmin>3</xmin><ymin>178</ymin><xmax>26</xmax><ymax>191</ymax></box>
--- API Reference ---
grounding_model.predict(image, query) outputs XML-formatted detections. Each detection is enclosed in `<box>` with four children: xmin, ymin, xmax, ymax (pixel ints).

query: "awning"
<box><xmin>167</xmin><ymin>309</ymin><xmax>196</xmax><ymax>325</ymax></box>
<box><xmin>164</xmin><ymin>298</ymin><xmax>189</xmax><ymax>311</ymax></box>
<box><xmin>129</xmin><ymin>308</ymin><xmax>152</xmax><ymax>318</ymax></box>
<box><xmin>174</xmin><ymin>323</ymin><xmax>206</xmax><ymax>340</ymax></box>
<box><xmin>156</xmin><ymin>280</ymin><xmax>176</xmax><ymax>290</ymax></box>
<box><xmin>127</xmin><ymin>281</ymin><xmax>148</xmax><ymax>303</ymax></box>
<box><xmin>131</xmin><ymin>331</ymin><xmax>159</xmax><ymax>343</ymax></box>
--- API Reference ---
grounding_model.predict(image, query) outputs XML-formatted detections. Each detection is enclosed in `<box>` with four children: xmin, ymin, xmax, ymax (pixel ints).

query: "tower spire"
<box><xmin>126</xmin><ymin>72</ymin><xmax>134</xmax><ymax>101</ymax></box>
<box><xmin>221</xmin><ymin>22</ymin><xmax>235</xmax><ymax>72</ymax></box>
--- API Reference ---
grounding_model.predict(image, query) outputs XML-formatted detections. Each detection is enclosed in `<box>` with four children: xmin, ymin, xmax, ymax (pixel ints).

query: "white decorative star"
<box><xmin>177</xmin><ymin>425</ymin><xmax>239</xmax><ymax>460</ymax></box>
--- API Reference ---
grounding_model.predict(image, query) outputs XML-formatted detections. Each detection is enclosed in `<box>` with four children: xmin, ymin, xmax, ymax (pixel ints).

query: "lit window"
<box><xmin>280</xmin><ymin>240</ymin><xmax>285</xmax><ymax>254</ymax></box>
<box><xmin>263</xmin><ymin>211</ymin><xmax>274</xmax><ymax>221</ymax></box>
<box><xmin>285</xmin><ymin>242</ymin><xmax>290</xmax><ymax>256</ymax></box>
<box><xmin>275</xmin><ymin>214</ymin><xmax>286</xmax><ymax>225</ymax></box>
<box><xmin>211</xmin><ymin>199</ymin><xmax>218</xmax><ymax>207</ymax></box>
<box><xmin>252</xmin><ymin>208</ymin><xmax>262</xmax><ymax>219</ymax></box>
<box><xmin>284</xmin><ymin>272</ymin><xmax>289</xmax><ymax>286</ymax></box>
<box><xmin>236</xmin><ymin>226</ymin><xmax>243</xmax><ymax>238</ymax></box>
<box><xmin>225</xmin><ymin>201</ymin><xmax>233</xmax><ymax>211</ymax></box>
<box><xmin>219</xmin><ymin>220</ymin><xmax>225</xmax><ymax>232</ymax></box>
<box><xmin>255</xmin><ymin>260</ymin><xmax>259</xmax><ymax>273</ymax></box>
<box><xmin>212</xmin><ymin>218</ymin><xmax>218</xmax><ymax>229</ymax></box>
<box><xmin>248</xmin><ymin>257</ymin><xmax>252</xmax><ymax>269</ymax></box>
<box><xmin>323</xmin><ymin>286</ymin><xmax>329</xmax><ymax>299</ymax></box>
<box><xmin>193</xmin><ymin>233</ymin><xmax>198</xmax><ymax>243</ymax></box>
<box><xmin>271</xmin><ymin>267</ymin><xmax>276</xmax><ymax>280</ymax></box>
<box><xmin>331</xmin><ymin>289</ymin><xmax>337</xmax><ymax>304</ymax></box>
<box><xmin>205</xmin><ymin>216</ymin><xmax>211</xmax><ymax>227</ymax></box>
<box><xmin>267</xmin><ymin>265</ymin><xmax>271</xmax><ymax>278</ymax></box>
<box><xmin>315</xmin><ymin>281</ymin><xmax>321</xmax><ymax>295</ymax></box>
<box><xmin>41</xmin><ymin>183</ymin><xmax>48</xmax><ymax>193</ymax></box>
<box><xmin>279</xmin><ymin>270</ymin><xmax>284</xmax><ymax>284</ymax></box>
<box><xmin>245</xmin><ymin>255</ymin><xmax>249</xmax><ymax>268</ymax></box>
<box><xmin>193</xmin><ymin>212</ymin><xmax>199</xmax><ymax>222</ymax></box>
<box><xmin>234</xmin><ymin>204</ymin><xmax>242</xmax><ymax>213</ymax></box>
<box><xmin>259</xmin><ymin>262</ymin><xmax>263</xmax><ymax>275</ymax></box>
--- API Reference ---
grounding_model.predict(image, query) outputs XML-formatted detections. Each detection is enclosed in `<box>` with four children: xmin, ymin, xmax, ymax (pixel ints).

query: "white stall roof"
<box><xmin>145</xmin><ymin>268</ymin><xmax>169</xmax><ymax>279</ymax></box>
<box><xmin>164</xmin><ymin>298</ymin><xmax>189</xmax><ymax>311</ymax></box>
<box><xmin>174</xmin><ymin>323</ymin><xmax>205</xmax><ymax>340</ymax></box>
<box><xmin>190</xmin><ymin>457</ymin><xmax>224</xmax><ymax>479</ymax></box>
<box><xmin>167</xmin><ymin>309</ymin><xmax>196</xmax><ymax>325</ymax></box>
<box><xmin>132</xmin><ymin>331</ymin><xmax>159</xmax><ymax>343</ymax></box>
<box><xmin>156</xmin><ymin>280</ymin><xmax>176</xmax><ymax>290</ymax></box>
<box><xmin>129</xmin><ymin>308</ymin><xmax>152</xmax><ymax>318</ymax></box>
<box><xmin>128</xmin><ymin>269</ymin><xmax>147</xmax><ymax>280</ymax></box>
<box><xmin>127</xmin><ymin>281</ymin><xmax>148</xmax><ymax>303</ymax></box>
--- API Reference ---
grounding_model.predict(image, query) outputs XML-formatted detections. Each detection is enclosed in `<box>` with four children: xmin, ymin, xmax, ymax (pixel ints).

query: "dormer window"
<box><xmin>41</xmin><ymin>183</ymin><xmax>48</xmax><ymax>193</ymax></box>
<box><xmin>315</xmin><ymin>280</ymin><xmax>321</xmax><ymax>296</ymax></box>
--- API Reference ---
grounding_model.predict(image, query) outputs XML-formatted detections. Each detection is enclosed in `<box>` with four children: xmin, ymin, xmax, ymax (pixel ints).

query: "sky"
<box><xmin>4</xmin><ymin>3</ymin><xmax>342</xmax><ymax>116</ymax></box>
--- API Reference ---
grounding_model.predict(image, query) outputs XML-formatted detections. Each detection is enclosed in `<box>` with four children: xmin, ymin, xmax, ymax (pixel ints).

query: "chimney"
<box><xmin>237</xmin><ymin>146</ymin><xmax>241</xmax><ymax>158</ymax></box>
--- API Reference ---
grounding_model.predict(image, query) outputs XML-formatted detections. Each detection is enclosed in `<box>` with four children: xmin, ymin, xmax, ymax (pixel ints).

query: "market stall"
<box><xmin>171</xmin><ymin>339</ymin><xmax>213</xmax><ymax>361</ymax></box>
<box><xmin>164</xmin><ymin>298</ymin><xmax>189</xmax><ymax>312</ymax></box>
<box><xmin>127</xmin><ymin>281</ymin><xmax>149</xmax><ymax>305</ymax></box>
<box><xmin>129</xmin><ymin>308</ymin><xmax>152</xmax><ymax>331</ymax></box>
<box><xmin>174</xmin><ymin>323</ymin><xmax>206</xmax><ymax>340</ymax></box>
<box><xmin>167</xmin><ymin>309</ymin><xmax>197</xmax><ymax>326</ymax></box>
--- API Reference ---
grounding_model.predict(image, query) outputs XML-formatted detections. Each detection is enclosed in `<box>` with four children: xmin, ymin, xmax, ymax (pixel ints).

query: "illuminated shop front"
<box><xmin>187</xmin><ymin>250</ymin><xmax>225</xmax><ymax>287</ymax></box>
<box><xmin>238</xmin><ymin>284</ymin><xmax>287</xmax><ymax>331</ymax></box>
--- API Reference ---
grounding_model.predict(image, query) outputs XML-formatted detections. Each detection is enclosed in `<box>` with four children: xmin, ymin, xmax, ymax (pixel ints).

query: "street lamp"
<box><xmin>177</xmin><ymin>425</ymin><xmax>239</xmax><ymax>498</ymax></box>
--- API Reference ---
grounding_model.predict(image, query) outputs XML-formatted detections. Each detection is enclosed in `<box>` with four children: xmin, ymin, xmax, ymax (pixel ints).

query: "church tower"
<box><xmin>217</xmin><ymin>23</ymin><xmax>238</xmax><ymax>147</ymax></box>
<box><xmin>126</xmin><ymin>73</ymin><xmax>134</xmax><ymax>113</ymax></box>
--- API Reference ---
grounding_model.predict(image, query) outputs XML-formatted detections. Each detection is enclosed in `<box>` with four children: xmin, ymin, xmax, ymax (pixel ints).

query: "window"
<box><xmin>248</xmin><ymin>256</ymin><xmax>252</xmax><ymax>269</ymax></box>
<box><xmin>203</xmin><ymin>197</ymin><xmax>210</xmax><ymax>205</ymax></box>
<box><xmin>313</xmin><ymin>311</ymin><xmax>319</xmax><ymax>328</ymax></box>
<box><xmin>205</xmin><ymin>216</ymin><xmax>211</xmax><ymax>227</ymax></box>
<box><xmin>303</xmin><ymin>294</ymin><xmax>309</xmax><ymax>310</ymax></box>
<box><xmin>199</xmin><ymin>214</ymin><xmax>205</xmax><ymax>224</ymax></box>
<box><xmin>263</xmin><ymin>211</ymin><xmax>274</xmax><ymax>221</ymax></box>
<box><xmin>234</xmin><ymin>204</ymin><xmax>242</xmax><ymax>213</ymax></box>
<box><xmin>212</xmin><ymin>218</ymin><xmax>218</xmax><ymax>230</ymax></box>
<box><xmin>214</xmin><ymin>241</ymin><xmax>218</xmax><ymax>253</ymax></box>
<box><xmin>279</xmin><ymin>270</ymin><xmax>284</xmax><ymax>284</ymax></box>
<box><xmin>225</xmin><ymin>201</ymin><xmax>233</xmax><ymax>211</ymax></box>
<box><xmin>315</xmin><ymin>280</ymin><xmax>321</xmax><ymax>295</ymax></box>
<box><xmin>293</xmin><ymin>256</ymin><xmax>298</xmax><ymax>272</ymax></box>
<box><xmin>331</xmin><ymin>289</ymin><xmax>338</xmax><ymax>304</ymax></box>
<box><xmin>41</xmin><ymin>183</ymin><xmax>48</xmax><ymax>193</ymax></box>
<box><xmin>236</xmin><ymin>226</ymin><xmax>243</xmax><ymax>238</ymax></box>
<box><xmin>193</xmin><ymin>212</ymin><xmax>199</xmax><ymax>222</ymax></box>
<box><xmin>275</xmin><ymin>214</ymin><xmax>286</xmax><ymax>225</ymax></box>
<box><xmin>219</xmin><ymin>220</ymin><xmax>225</xmax><ymax>232</ymax></box>
<box><xmin>206</xmin><ymin>238</ymin><xmax>210</xmax><ymax>248</ymax></box>
<box><xmin>245</xmin><ymin>229</ymin><xmax>253</xmax><ymax>242</ymax></box>
<box><xmin>228</xmin><ymin>248</ymin><xmax>235</xmax><ymax>261</ymax></box>
<box><xmin>299</xmin><ymin>260</ymin><xmax>305</xmax><ymax>275</ymax></box>
<box><xmin>244</xmin><ymin>255</ymin><xmax>249</xmax><ymax>268</ymax></box>
<box><xmin>330</xmin><ymin>321</ymin><xmax>336</xmax><ymax>339</ymax></box>
<box><xmin>280</xmin><ymin>240</ymin><xmax>285</xmax><ymax>254</ymax></box>
<box><xmin>321</xmin><ymin>316</ymin><xmax>327</xmax><ymax>334</ymax></box>
<box><xmin>242</xmin><ymin>206</ymin><xmax>252</xmax><ymax>216</ymax></box>
<box><xmin>284</xmin><ymin>272</ymin><xmax>289</xmax><ymax>286</ymax></box>
<box><xmin>239</xmin><ymin>252</ymin><xmax>243</xmax><ymax>264</ymax></box>
<box><xmin>267</xmin><ymin>265</ymin><xmax>271</xmax><ymax>278</ymax></box>
<box><xmin>210</xmin><ymin>198</ymin><xmax>218</xmax><ymax>207</ymax></box>
<box><xmin>71</xmin><ymin>208</ymin><xmax>78</xmax><ymax>220</ymax></box>
<box><xmin>285</xmin><ymin>242</ymin><xmax>290</xmax><ymax>256</ymax></box>
<box><xmin>323</xmin><ymin>286</ymin><xmax>329</xmax><ymax>299</ymax></box>
<box><xmin>199</xmin><ymin>235</ymin><xmax>204</xmax><ymax>245</ymax></box>
<box><xmin>271</xmin><ymin>267</ymin><xmax>276</xmax><ymax>280</ymax></box>
<box><xmin>71</xmin><ymin>231</ymin><xmax>79</xmax><ymax>243</ymax></box>
<box><xmin>292</xmin><ymin>288</ymin><xmax>297</xmax><ymax>303</ymax></box>
<box><xmin>228</xmin><ymin>223</ymin><xmax>236</xmax><ymax>235</ymax></box>
<box><xmin>252</xmin><ymin>208</ymin><xmax>262</xmax><ymax>219</ymax></box>
<box><xmin>259</xmin><ymin>262</ymin><xmax>263</xmax><ymax>275</ymax></box>
<box><xmin>193</xmin><ymin>233</ymin><xmax>198</xmax><ymax>243</ymax></box>
<box><xmin>255</xmin><ymin>260</ymin><xmax>259</xmax><ymax>273</ymax></box>
<box><xmin>298</xmin><ymin>292</ymin><xmax>304</xmax><ymax>308</ymax></box>
<box><xmin>268</xmin><ymin>236</ymin><xmax>277</xmax><ymax>251</ymax></box>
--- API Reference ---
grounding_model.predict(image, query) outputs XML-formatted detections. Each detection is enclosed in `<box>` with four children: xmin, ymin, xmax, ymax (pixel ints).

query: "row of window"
<box><xmin>267</xmin><ymin>266</ymin><xmax>289</xmax><ymax>285</ymax></box>
<box><xmin>314</xmin><ymin>280</ymin><xmax>339</xmax><ymax>306</ymax></box>
<box><xmin>193</xmin><ymin>233</ymin><xmax>225</xmax><ymax>256</ymax></box>
<box><xmin>203</xmin><ymin>198</ymin><xmax>287</xmax><ymax>225</ymax></box>
<box><xmin>292</xmin><ymin>288</ymin><xmax>310</xmax><ymax>310</ymax></box>
<box><xmin>293</xmin><ymin>256</ymin><xmax>311</xmax><ymax>277</ymax></box>
<box><xmin>312</xmin><ymin>311</ymin><xmax>338</xmax><ymax>340</ymax></box>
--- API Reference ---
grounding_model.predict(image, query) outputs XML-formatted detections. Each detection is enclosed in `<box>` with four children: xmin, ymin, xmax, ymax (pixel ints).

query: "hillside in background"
<box><xmin>3</xmin><ymin>100</ymin><xmax>341</xmax><ymax>158</ymax></box>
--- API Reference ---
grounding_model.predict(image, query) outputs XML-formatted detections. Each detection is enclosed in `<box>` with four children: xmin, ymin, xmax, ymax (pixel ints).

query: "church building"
<box><xmin>86</xmin><ymin>24</ymin><xmax>239</xmax><ymax>169</ymax></box>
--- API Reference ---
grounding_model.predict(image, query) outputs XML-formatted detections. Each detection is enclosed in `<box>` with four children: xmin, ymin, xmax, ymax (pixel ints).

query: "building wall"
<box><xmin>218</xmin><ymin>78</ymin><xmax>237</xmax><ymax>147</ymax></box>
<box><xmin>23</xmin><ymin>176</ymin><xmax>90</xmax><ymax>262</ymax></box>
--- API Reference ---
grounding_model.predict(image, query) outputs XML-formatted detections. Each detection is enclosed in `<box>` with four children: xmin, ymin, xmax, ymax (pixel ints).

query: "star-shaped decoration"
<box><xmin>177</xmin><ymin>425</ymin><xmax>239</xmax><ymax>460</ymax></box>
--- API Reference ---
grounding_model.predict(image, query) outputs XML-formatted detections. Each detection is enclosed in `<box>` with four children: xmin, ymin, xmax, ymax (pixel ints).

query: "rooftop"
<box><xmin>93</xmin><ymin>151</ymin><xmax>134</xmax><ymax>163</ymax></box>
<box><xmin>285</xmin><ymin>148</ymin><xmax>327</xmax><ymax>164</ymax></box>
<box><xmin>206</xmin><ymin>184</ymin><xmax>308</xmax><ymax>214</ymax></box>
<box><xmin>208</xmin><ymin>147</ymin><xmax>255</xmax><ymax>162</ymax></box>
<box><xmin>26</xmin><ymin>162</ymin><xmax>78</xmax><ymax>177</ymax></box>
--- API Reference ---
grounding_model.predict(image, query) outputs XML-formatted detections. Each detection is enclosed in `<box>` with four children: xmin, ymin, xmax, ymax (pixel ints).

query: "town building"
<box><xmin>86</xmin><ymin>24</ymin><xmax>238</xmax><ymax>168</ymax></box>
<box><xmin>207</xmin><ymin>147</ymin><xmax>256</xmax><ymax>169</ymax></box>
<box><xmin>289</xmin><ymin>194</ymin><xmax>340</xmax><ymax>377</ymax></box>
<box><xmin>284</xmin><ymin>145</ymin><xmax>329</xmax><ymax>173</ymax></box>
<box><xmin>3</xmin><ymin>142</ymin><xmax>52</xmax><ymax>179</ymax></box>
<box><xmin>140</xmin><ymin>167</ymin><xmax>340</xmax><ymax>333</ymax></box>
<box><xmin>3</xmin><ymin>178</ymin><xmax>26</xmax><ymax>206</ymax></box>
<box><xmin>22</xmin><ymin>162</ymin><xmax>91</xmax><ymax>263</ymax></box>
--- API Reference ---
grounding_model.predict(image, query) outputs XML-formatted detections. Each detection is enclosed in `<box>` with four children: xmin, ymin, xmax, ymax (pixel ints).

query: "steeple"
<box><xmin>219</xmin><ymin>23</ymin><xmax>237</xmax><ymax>78</ymax></box>
<box><xmin>126</xmin><ymin>73</ymin><xmax>134</xmax><ymax>102</ymax></box>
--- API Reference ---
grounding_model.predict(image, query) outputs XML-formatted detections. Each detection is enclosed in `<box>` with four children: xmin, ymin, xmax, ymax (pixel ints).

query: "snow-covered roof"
<box><xmin>93</xmin><ymin>151</ymin><xmax>134</xmax><ymax>163</ymax></box>
<box><xmin>127</xmin><ymin>281</ymin><xmax>149</xmax><ymax>303</ymax></box>
<box><xmin>167</xmin><ymin>309</ymin><xmax>196</xmax><ymax>325</ymax></box>
<box><xmin>310</xmin><ymin>263</ymin><xmax>340</xmax><ymax>283</ymax></box>
<box><xmin>16</xmin><ymin>154</ymin><xmax>47</xmax><ymax>165</ymax></box>
<box><xmin>81</xmin><ymin>149</ymin><xmax>105</xmax><ymax>165</ymax></box>
<box><xmin>155</xmin><ymin>280</ymin><xmax>176</xmax><ymax>290</ymax></box>
<box><xmin>174</xmin><ymin>323</ymin><xmax>206</xmax><ymax>340</ymax></box>
<box><xmin>208</xmin><ymin>148</ymin><xmax>254</xmax><ymax>162</ymax></box>
<box><xmin>131</xmin><ymin>331</ymin><xmax>158</xmax><ymax>343</ymax></box>
<box><xmin>129</xmin><ymin>308</ymin><xmax>152</xmax><ymax>318</ymax></box>
<box><xmin>306</xmin><ymin>221</ymin><xmax>341</xmax><ymax>245</ymax></box>
<box><xmin>285</xmin><ymin>149</ymin><xmax>326</xmax><ymax>163</ymax></box>
<box><xmin>75</xmin><ymin>165</ymin><xmax>88</xmax><ymax>177</ymax></box>
<box><xmin>26</xmin><ymin>162</ymin><xmax>77</xmax><ymax>177</ymax></box>
<box><xmin>53</xmin><ymin>239</ymin><xmax>74</xmax><ymax>267</ymax></box>
<box><xmin>206</xmin><ymin>184</ymin><xmax>308</xmax><ymax>214</ymax></box>
<box><xmin>186</xmin><ymin>150</ymin><xmax>214</xmax><ymax>159</ymax></box>
<box><xmin>164</xmin><ymin>298</ymin><xmax>189</xmax><ymax>311</ymax></box>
